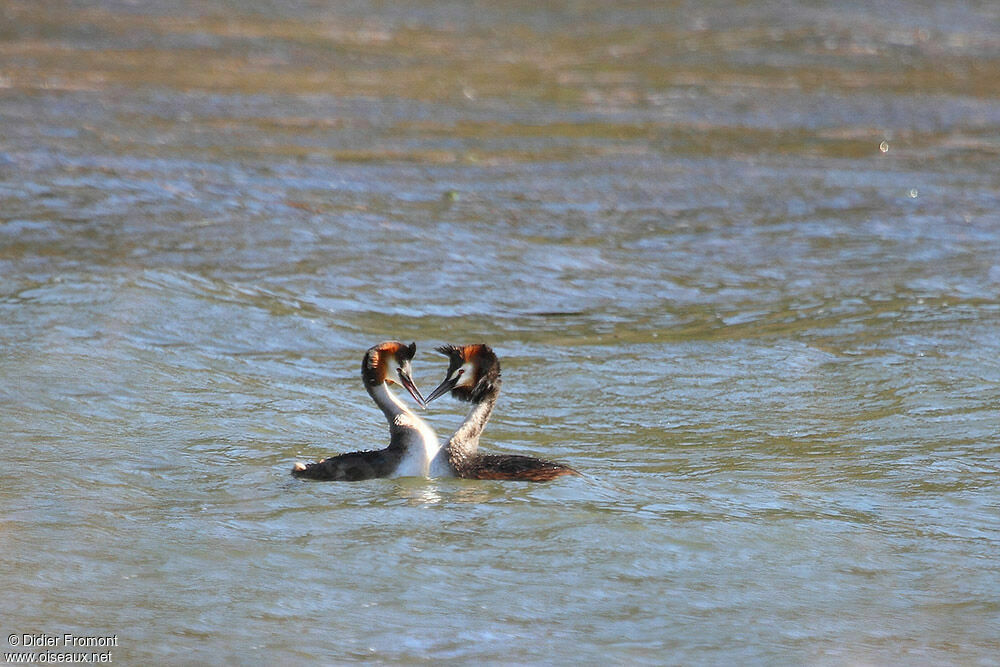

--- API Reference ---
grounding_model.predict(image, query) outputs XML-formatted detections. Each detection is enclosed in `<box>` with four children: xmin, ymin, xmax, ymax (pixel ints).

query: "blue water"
<box><xmin>3</xmin><ymin>1</ymin><xmax>1000</xmax><ymax>663</ymax></box>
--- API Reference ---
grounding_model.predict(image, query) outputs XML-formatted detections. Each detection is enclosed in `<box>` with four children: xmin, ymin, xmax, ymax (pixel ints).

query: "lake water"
<box><xmin>3</xmin><ymin>1</ymin><xmax>1000</xmax><ymax>663</ymax></box>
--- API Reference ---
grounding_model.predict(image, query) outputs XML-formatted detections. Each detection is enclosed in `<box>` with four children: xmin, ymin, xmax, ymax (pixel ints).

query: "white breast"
<box><xmin>391</xmin><ymin>412</ymin><xmax>442</xmax><ymax>478</ymax></box>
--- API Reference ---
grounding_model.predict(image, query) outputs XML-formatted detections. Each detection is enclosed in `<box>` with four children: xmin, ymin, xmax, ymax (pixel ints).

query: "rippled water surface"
<box><xmin>3</xmin><ymin>1</ymin><xmax>1000</xmax><ymax>663</ymax></box>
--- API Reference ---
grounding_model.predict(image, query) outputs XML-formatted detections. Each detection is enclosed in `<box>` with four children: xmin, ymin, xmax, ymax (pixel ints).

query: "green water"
<box><xmin>2</xmin><ymin>1</ymin><xmax>999</xmax><ymax>663</ymax></box>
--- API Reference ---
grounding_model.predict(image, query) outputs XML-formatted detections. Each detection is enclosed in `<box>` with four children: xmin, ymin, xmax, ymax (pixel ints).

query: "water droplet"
<box><xmin>909</xmin><ymin>188</ymin><xmax>919</xmax><ymax>198</ymax></box>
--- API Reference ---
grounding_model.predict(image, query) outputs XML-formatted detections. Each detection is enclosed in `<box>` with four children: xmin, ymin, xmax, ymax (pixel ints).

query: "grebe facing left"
<box><xmin>425</xmin><ymin>344</ymin><xmax>578</xmax><ymax>482</ymax></box>
<box><xmin>292</xmin><ymin>341</ymin><xmax>440</xmax><ymax>481</ymax></box>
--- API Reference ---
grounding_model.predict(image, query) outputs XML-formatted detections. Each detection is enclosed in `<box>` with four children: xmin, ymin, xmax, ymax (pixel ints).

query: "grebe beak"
<box><xmin>423</xmin><ymin>375</ymin><xmax>459</xmax><ymax>405</ymax></box>
<box><xmin>397</xmin><ymin>367</ymin><xmax>426</xmax><ymax>408</ymax></box>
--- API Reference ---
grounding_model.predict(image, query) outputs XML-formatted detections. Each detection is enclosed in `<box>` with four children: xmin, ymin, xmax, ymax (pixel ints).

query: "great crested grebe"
<box><xmin>424</xmin><ymin>344</ymin><xmax>578</xmax><ymax>482</ymax></box>
<box><xmin>291</xmin><ymin>341</ymin><xmax>441</xmax><ymax>481</ymax></box>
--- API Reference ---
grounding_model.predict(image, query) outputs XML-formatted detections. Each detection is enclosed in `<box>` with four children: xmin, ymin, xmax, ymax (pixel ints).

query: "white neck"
<box><xmin>439</xmin><ymin>389</ymin><xmax>498</xmax><ymax>472</ymax></box>
<box><xmin>368</xmin><ymin>382</ymin><xmax>441</xmax><ymax>477</ymax></box>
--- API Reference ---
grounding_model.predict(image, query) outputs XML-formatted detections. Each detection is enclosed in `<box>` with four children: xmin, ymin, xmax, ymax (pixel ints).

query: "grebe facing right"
<box><xmin>425</xmin><ymin>344</ymin><xmax>578</xmax><ymax>482</ymax></box>
<box><xmin>292</xmin><ymin>341</ymin><xmax>440</xmax><ymax>481</ymax></box>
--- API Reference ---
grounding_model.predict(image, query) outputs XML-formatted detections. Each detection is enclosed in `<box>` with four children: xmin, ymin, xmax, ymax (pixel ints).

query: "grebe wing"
<box><xmin>292</xmin><ymin>449</ymin><xmax>399</xmax><ymax>481</ymax></box>
<box><xmin>461</xmin><ymin>454</ymin><xmax>579</xmax><ymax>482</ymax></box>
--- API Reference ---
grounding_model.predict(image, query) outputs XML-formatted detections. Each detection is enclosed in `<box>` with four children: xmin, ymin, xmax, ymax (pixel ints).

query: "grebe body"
<box><xmin>292</xmin><ymin>341</ymin><xmax>439</xmax><ymax>481</ymax></box>
<box><xmin>425</xmin><ymin>344</ymin><xmax>578</xmax><ymax>482</ymax></box>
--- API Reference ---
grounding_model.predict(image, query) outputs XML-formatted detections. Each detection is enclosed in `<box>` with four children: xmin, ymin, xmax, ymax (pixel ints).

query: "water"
<box><xmin>3</xmin><ymin>1</ymin><xmax>1000</xmax><ymax>663</ymax></box>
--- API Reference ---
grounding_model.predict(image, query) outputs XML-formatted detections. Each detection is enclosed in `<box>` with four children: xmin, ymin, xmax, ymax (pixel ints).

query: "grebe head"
<box><xmin>362</xmin><ymin>341</ymin><xmax>426</xmax><ymax>407</ymax></box>
<box><xmin>424</xmin><ymin>343</ymin><xmax>500</xmax><ymax>404</ymax></box>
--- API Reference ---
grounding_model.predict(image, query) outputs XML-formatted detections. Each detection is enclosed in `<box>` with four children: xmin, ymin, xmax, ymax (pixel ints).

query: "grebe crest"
<box><xmin>362</xmin><ymin>341</ymin><xmax>423</xmax><ymax>399</ymax></box>
<box><xmin>425</xmin><ymin>343</ymin><xmax>500</xmax><ymax>404</ymax></box>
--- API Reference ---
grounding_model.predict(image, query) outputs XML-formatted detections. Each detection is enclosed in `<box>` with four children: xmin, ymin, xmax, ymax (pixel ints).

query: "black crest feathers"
<box><xmin>437</xmin><ymin>343</ymin><xmax>501</xmax><ymax>403</ymax></box>
<box><xmin>361</xmin><ymin>341</ymin><xmax>414</xmax><ymax>387</ymax></box>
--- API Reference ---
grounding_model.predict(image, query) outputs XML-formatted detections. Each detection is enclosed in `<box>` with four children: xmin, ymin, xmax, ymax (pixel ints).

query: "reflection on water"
<box><xmin>3</xmin><ymin>0</ymin><xmax>1000</xmax><ymax>663</ymax></box>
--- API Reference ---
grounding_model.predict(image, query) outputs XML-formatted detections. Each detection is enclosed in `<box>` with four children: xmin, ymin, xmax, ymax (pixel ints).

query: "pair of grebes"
<box><xmin>292</xmin><ymin>342</ymin><xmax>577</xmax><ymax>482</ymax></box>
